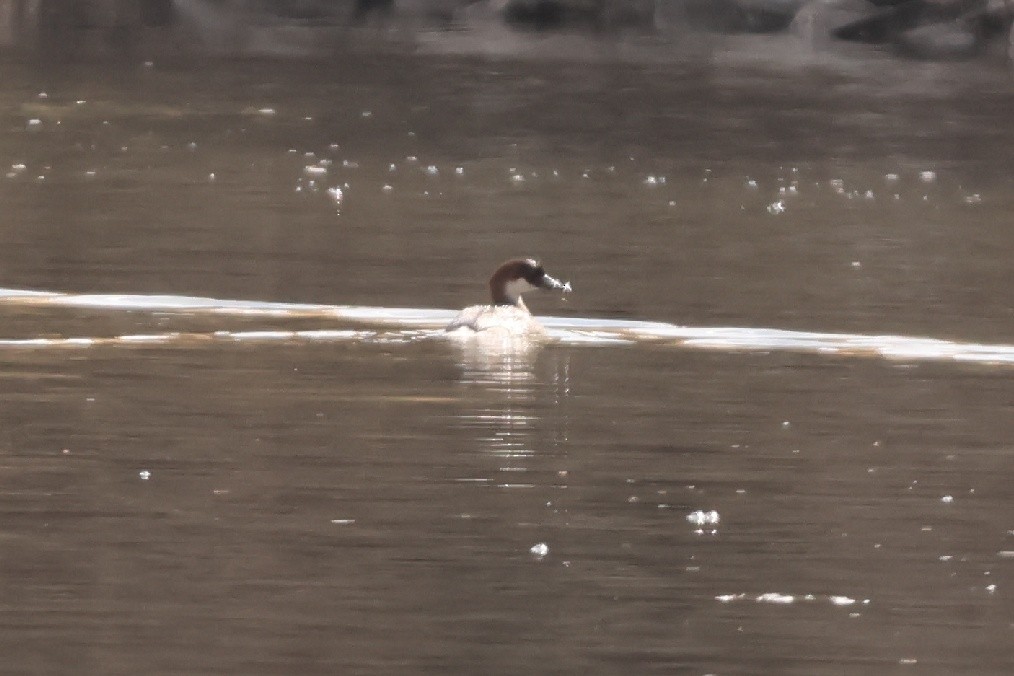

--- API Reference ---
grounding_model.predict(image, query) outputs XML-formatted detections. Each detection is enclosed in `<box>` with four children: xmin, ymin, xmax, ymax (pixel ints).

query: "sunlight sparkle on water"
<box><xmin>717</xmin><ymin>593</ymin><xmax>866</xmax><ymax>607</ymax></box>
<box><xmin>686</xmin><ymin>510</ymin><xmax>720</xmax><ymax>526</ymax></box>
<box><xmin>529</xmin><ymin>543</ymin><xmax>549</xmax><ymax>559</ymax></box>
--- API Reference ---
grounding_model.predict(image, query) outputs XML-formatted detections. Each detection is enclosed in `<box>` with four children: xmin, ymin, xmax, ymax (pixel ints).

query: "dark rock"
<box><xmin>790</xmin><ymin>0</ymin><xmax>872</xmax><ymax>47</ymax></box>
<box><xmin>251</xmin><ymin>0</ymin><xmax>346</xmax><ymax>25</ymax></box>
<box><xmin>895</xmin><ymin>17</ymin><xmax>980</xmax><ymax>57</ymax></box>
<box><xmin>833</xmin><ymin>0</ymin><xmax>986</xmax><ymax>43</ymax></box>
<box><xmin>353</xmin><ymin>0</ymin><xmax>395</xmax><ymax>24</ymax></box>
<box><xmin>496</xmin><ymin>0</ymin><xmax>655</xmax><ymax>32</ymax></box>
<box><xmin>656</xmin><ymin>0</ymin><xmax>805</xmax><ymax>34</ymax></box>
<box><xmin>829</xmin><ymin>0</ymin><xmax>1013</xmax><ymax>60</ymax></box>
<box><xmin>502</xmin><ymin>0</ymin><xmax>574</xmax><ymax>29</ymax></box>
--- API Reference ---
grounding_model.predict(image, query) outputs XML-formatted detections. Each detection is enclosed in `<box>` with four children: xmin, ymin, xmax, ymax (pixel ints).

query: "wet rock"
<box><xmin>656</xmin><ymin>0</ymin><xmax>806</xmax><ymax>34</ymax></box>
<box><xmin>502</xmin><ymin>0</ymin><xmax>577</xmax><ymax>29</ymax></box>
<box><xmin>833</xmin><ymin>0</ymin><xmax>924</xmax><ymax>42</ymax></box>
<box><xmin>497</xmin><ymin>0</ymin><xmax>655</xmax><ymax>31</ymax></box>
<box><xmin>834</xmin><ymin>0</ymin><xmax>985</xmax><ymax>44</ymax></box>
<box><xmin>831</xmin><ymin>0</ymin><xmax>1011</xmax><ymax>59</ymax></box>
<box><xmin>790</xmin><ymin>0</ymin><xmax>872</xmax><ymax>48</ymax></box>
<box><xmin>255</xmin><ymin>0</ymin><xmax>347</xmax><ymax>25</ymax></box>
<box><xmin>6</xmin><ymin>0</ymin><xmax>1011</xmax><ymax>61</ymax></box>
<box><xmin>896</xmin><ymin>16</ymin><xmax>981</xmax><ymax>57</ymax></box>
<box><xmin>352</xmin><ymin>0</ymin><xmax>395</xmax><ymax>24</ymax></box>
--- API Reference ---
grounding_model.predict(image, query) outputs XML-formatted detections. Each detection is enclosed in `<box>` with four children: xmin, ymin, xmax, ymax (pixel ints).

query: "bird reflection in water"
<box><xmin>452</xmin><ymin>335</ymin><xmax>571</xmax><ymax>482</ymax></box>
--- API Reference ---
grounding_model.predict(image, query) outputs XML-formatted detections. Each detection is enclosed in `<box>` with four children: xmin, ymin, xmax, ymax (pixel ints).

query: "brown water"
<box><xmin>0</xmin><ymin>45</ymin><xmax>1012</xmax><ymax>674</ymax></box>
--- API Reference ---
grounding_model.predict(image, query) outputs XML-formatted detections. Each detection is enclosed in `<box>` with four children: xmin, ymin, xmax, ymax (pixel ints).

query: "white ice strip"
<box><xmin>0</xmin><ymin>288</ymin><xmax>454</xmax><ymax>327</ymax></box>
<box><xmin>1</xmin><ymin>287</ymin><xmax>1012</xmax><ymax>365</ymax></box>
<box><xmin>0</xmin><ymin>329</ymin><xmax>383</xmax><ymax>348</ymax></box>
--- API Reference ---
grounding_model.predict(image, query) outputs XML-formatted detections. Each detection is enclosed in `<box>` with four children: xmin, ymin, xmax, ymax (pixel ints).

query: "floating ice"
<box><xmin>139</xmin><ymin>470</ymin><xmax>151</xmax><ymax>480</ymax></box>
<box><xmin>919</xmin><ymin>171</ymin><xmax>936</xmax><ymax>183</ymax></box>
<box><xmin>767</xmin><ymin>200</ymin><xmax>786</xmax><ymax>214</ymax></box>
<box><xmin>1</xmin><ymin>289</ymin><xmax>1013</xmax><ymax>367</ymax></box>
<box><xmin>304</xmin><ymin>166</ymin><xmax>327</xmax><ymax>176</ymax></box>
<box><xmin>529</xmin><ymin>542</ymin><xmax>549</xmax><ymax>558</ymax></box>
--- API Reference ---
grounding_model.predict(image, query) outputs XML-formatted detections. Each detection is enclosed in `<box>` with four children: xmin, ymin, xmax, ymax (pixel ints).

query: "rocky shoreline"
<box><xmin>0</xmin><ymin>0</ymin><xmax>1010</xmax><ymax>62</ymax></box>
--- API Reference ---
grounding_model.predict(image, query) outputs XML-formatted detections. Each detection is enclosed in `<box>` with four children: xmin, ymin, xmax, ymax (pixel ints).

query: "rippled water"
<box><xmin>0</xmin><ymin>46</ymin><xmax>1012</xmax><ymax>674</ymax></box>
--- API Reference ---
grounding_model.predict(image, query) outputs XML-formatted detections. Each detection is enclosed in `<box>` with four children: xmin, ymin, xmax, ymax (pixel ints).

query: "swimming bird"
<box><xmin>446</xmin><ymin>258</ymin><xmax>571</xmax><ymax>335</ymax></box>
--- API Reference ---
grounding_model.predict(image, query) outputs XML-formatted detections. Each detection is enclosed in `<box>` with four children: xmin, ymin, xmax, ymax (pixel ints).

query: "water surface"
<box><xmin>0</xmin><ymin>46</ymin><xmax>1012</xmax><ymax>674</ymax></box>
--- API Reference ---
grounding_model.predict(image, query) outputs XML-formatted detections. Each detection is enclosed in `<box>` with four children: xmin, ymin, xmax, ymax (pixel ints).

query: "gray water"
<box><xmin>0</xmin><ymin>45</ymin><xmax>1012</xmax><ymax>675</ymax></box>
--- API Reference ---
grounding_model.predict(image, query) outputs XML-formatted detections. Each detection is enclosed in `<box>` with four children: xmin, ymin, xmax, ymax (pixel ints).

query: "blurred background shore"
<box><xmin>0</xmin><ymin>0</ymin><xmax>1011</xmax><ymax>63</ymax></box>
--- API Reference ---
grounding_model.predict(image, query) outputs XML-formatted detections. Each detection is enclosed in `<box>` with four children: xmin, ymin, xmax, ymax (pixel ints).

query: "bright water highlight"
<box><xmin>2</xmin><ymin>287</ymin><xmax>1011</xmax><ymax>366</ymax></box>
